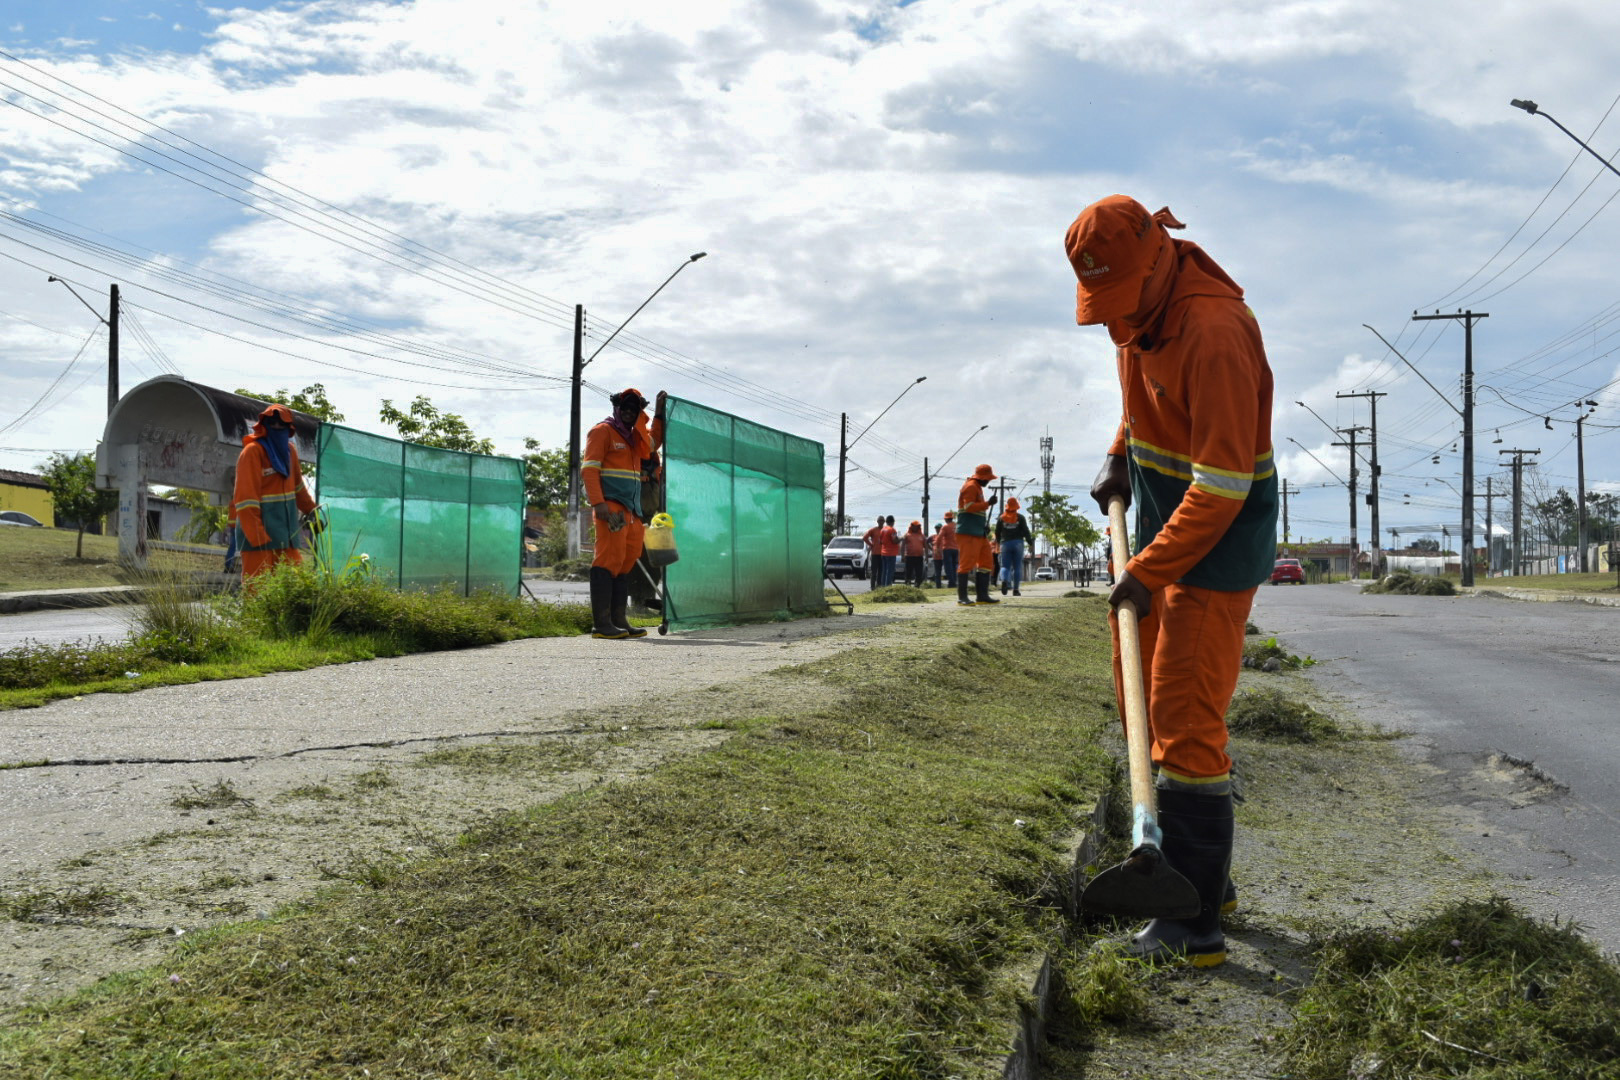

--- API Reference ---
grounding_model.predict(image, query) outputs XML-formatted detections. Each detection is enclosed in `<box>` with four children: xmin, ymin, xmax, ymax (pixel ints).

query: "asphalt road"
<box><xmin>1252</xmin><ymin>583</ymin><xmax>1620</xmax><ymax>955</ymax></box>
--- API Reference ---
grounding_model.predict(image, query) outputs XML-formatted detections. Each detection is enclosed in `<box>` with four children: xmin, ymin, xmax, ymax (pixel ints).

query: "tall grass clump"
<box><xmin>240</xmin><ymin>561</ymin><xmax>589</xmax><ymax>650</ymax></box>
<box><xmin>122</xmin><ymin>569</ymin><xmax>246</xmax><ymax>663</ymax></box>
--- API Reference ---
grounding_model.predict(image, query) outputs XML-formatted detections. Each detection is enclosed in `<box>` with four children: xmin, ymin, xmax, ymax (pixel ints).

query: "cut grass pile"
<box><xmin>1225</xmin><ymin>686</ymin><xmax>1344</xmax><ymax>743</ymax></box>
<box><xmin>0</xmin><ymin>601</ymin><xmax>1122</xmax><ymax>1079</ymax></box>
<box><xmin>0</xmin><ymin>563</ymin><xmax>592</xmax><ymax>710</ymax></box>
<box><xmin>1280</xmin><ymin>896</ymin><xmax>1620</xmax><ymax>1079</ymax></box>
<box><xmin>1362</xmin><ymin>570</ymin><xmax>1458</xmax><ymax>596</ymax></box>
<box><xmin>862</xmin><ymin>583</ymin><xmax>933</xmax><ymax>603</ymax></box>
<box><xmin>1241</xmin><ymin>635</ymin><xmax>1317</xmax><ymax>671</ymax></box>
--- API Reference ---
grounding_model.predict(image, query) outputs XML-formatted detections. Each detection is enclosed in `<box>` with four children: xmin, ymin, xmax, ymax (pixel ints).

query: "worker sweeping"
<box><xmin>233</xmin><ymin>403</ymin><xmax>317</xmax><ymax>583</ymax></box>
<box><xmin>1067</xmin><ymin>194</ymin><xmax>1278</xmax><ymax>967</ymax></box>
<box><xmin>582</xmin><ymin>387</ymin><xmax>659</xmax><ymax>640</ymax></box>
<box><xmin>954</xmin><ymin>464</ymin><xmax>1001</xmax><ymax>607</ymax></box>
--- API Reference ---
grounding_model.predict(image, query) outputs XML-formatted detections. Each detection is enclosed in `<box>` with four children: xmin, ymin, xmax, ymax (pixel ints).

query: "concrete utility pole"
<box><xmin>1279</xmin><ymin>479</ymin><xmax>1299</xmax><ymax>545</ymax></box>
<box><xmin>1575</xmin><ymin>402</ymin><xmax>1598</xmax><ymax>571</ymax></box>
<box><xmin>1484</xmin><ymin>476</ymin><xmax>1495</xmax><ymax>575</ymax></box>
<box><xmin>921</xmin><ymin>456</ymin><xmax>930</xmax><ymax>543</ymax></box>
<box><xmin>1337</xmin><ymin>390</ymin><xmax>1384</xmax><ymax>574</ymax></box>
<box><xmin>107</xmin><ymin>284</ymin><xmax>120</xmax><ymax>416</ymax></box>
<box><xmin>1332</xmin><ymin>426</ymin><xmax>1366</xmax><ymax>578</ymax></box>
<box><xmin>1040</xmin><ymin>433</ymin><xmax>1054</xmax><ymax>496</ymax></box>
<box><xmin>1412</xmin><ymin>309</ymin><xmax>1487</xmax><ymax>587</ymax></box>
<box><xmin>837</xmin><ymin>412</ymin><xmax>849</xmax><ymax>536</ymax></box>
<box><xmin>1500</xmin><ymin>449</ymin><xmax>1540</xmax><ymax>577</ymax></box>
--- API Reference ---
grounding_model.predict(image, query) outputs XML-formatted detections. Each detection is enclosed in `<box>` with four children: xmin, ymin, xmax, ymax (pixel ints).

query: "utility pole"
<box><xmin>1500</xmin><ymin>449</ymin><xmax>1539</xmax><ymax>577</ymax></box>
<box><xmin>1484</xmin><ymin>476</ymin><xmax>1495</xmax><ymax>575</ymax></box>
<box><xmin>1040</xmin><ymin>433</ymin><xmax>1054</xmax><ymax>496</ymax></box>
<box><xmin>1332</xmin><ymin>426</ymin><xmax>1366</xmax><ymax>578</ymax></box>
<box><xmin>1412</xmin><ymin>309</ymin><xmax>1487</xmax><ymax>587</ymax></box>
<box><xmin>566</xmin><ymin>304</ymin><xmax>585</xmax><ymax>557</ymax></box>
<box><xmin>837</xmin><ymin>412</ymin><xmax>849</xmax><ymax>536</ymax></box>
<box><xmin>107</xmin><ymin>284</ymin><xmax>120</xmax><ymax>416</ymax></box>
<box><xmin>1337</xmin><ymin>390</ymin><xmax>1384</xmax><ymax>574</ymax></box>
<box><xmin>1279</xmin><ymin>479</ymin><xmax>1299</xmax><ymax>545</ymax></box>
<box><xmin>1576</xmin><ymin>403</ymin><xmax>1598</xmax><ymax>571</ymax></box>
<box><xmin>921</xmin><ymin>456</ymin><xmax>930</xmax><ymax>542</ymax></box>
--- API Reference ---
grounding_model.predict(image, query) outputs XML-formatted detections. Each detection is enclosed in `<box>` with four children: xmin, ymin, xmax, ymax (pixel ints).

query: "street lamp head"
<box><xmin>915</xmin><ymin>376</ymin><xmax>927</xmax><ymax>384</ymax></box>
<box><xmin>46</xmin><ymin>275</ymin><xmax>58</xmax><ymax>282</ymax></box>
<box><xmin>688</xmin><ymin>252</ymin><xmax>707</xmax><ymax>262</ymax></box>
<box><xmin>1510</xmin><ymin>98</ymin><xmax>1539</xmax><ymax>116</ymax></box>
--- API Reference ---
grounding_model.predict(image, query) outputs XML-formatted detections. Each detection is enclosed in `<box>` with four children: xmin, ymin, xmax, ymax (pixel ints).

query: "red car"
<box><xmin>1270</xmin><ymin>558</ymin><xmax>1305</xmax><ymax>585</ymax></box>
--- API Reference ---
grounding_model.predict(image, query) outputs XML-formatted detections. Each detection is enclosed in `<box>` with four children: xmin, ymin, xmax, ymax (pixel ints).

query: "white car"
<box><xmin>0</xmin><ymin>510</ymin><xmax>45</xmax><ymax>527</ymax></box>
<box><xmin>1034</xmin><ymin>567</ymin><xmax>1056</xmax><ymax>581</ymax></box>
<box><xmin>822</xmin><ymin>535</ymin><xmax>870</xmax><ymax>579</ymax></box>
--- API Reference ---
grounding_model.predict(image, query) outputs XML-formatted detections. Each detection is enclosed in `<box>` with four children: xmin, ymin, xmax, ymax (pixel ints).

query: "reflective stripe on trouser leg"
<box><xmin>591</xmin><ymin>503</ymin><xmax>645</xmax><ymax>576</ymax></box>
<box><xmin>1110</xmin><ymin>582</ymin><xmax>1255</xmax><ymax>786</ymax></box>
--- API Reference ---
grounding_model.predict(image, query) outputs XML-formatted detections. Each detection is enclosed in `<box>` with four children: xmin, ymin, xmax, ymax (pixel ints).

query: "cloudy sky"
<box><xmin>4</xmin><ymin>0</ymin><xmax>1620</xmax><ymax>547</ymax></box>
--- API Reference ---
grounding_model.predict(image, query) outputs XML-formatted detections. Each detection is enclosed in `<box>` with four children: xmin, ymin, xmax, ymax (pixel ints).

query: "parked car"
<box><xmin>1270</xmin><ymin>558</ymin><xmax>1305</xmax><ymax>585</ymax></box>
<box><xmin>822</xmin><ymin>535</ymin><xmax>869</xmax><ymax>579</ymax></box>
<box><xmin>0</xmin><ymin>510</ymin><xmax>44</xmax><ymax>527</ymax></box>
<box><xmin>1034</xmin><ymin>567</ymin><xmax>1056</xmax><ymax>581</ymax></box>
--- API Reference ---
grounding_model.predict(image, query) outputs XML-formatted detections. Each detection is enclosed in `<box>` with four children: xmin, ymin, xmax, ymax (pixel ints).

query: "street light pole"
<box><xmin>46</xmin><ymin>276</ymin><xmax>117</xmax><ymax>416</ymax></box>
<box><xmin>836</xmin><ymin>375</ymin><xmax>926</xmax><ymax>533</ymax></box>
<box><xmin>566</xmin><ymin>253</ymin><xmax>706</xmax><ymax>557</ymax></box>
<box><xmin>1511</xmin><ymin>99</ymin><xmax>1620</xmax><ymax>180</ymax></box>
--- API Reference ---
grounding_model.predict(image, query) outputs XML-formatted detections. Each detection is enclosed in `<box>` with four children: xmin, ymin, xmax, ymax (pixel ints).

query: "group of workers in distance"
<box><xmin>230</xmin><ymin>191</ymin><xmax>1274</xmax><ymax>972</ymax></box>
<box><xmin>859</xmin><ymin>478</ymin><xmax>1036</xmax><ymax>603</ymax></box>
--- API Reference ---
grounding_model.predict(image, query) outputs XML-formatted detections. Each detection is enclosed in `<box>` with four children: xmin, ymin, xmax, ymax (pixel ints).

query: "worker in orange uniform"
<box><xmin>582</xmin><ymin>387</ymin><xmax>658</xmax><ymax>640</ymax></box>
<box><xmin>233</xmin><ymin>403</ymin><xmax>316</xmax><ymax>584</ymax></box>
<box><xmin>954</xmin><ymin>464</ymin><xmax>1001</xmax><ymax>607</ymax></box>
<box><xmin>936</xmin><ymin>511</ymin><xmax>958</xmax><ymax>588</ymax></box>
<box><xmin>1067</xmin><ymin>194</ymin><xmax>1278</xmax><ymax>968</ymax></box>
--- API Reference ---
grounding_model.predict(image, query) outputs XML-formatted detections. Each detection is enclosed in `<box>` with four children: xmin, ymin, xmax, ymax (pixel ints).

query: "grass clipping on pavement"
<box><xmin>0</xmin><ymin>600</ymin><xmax>1121</xmax><ymax>1079</ymax></box>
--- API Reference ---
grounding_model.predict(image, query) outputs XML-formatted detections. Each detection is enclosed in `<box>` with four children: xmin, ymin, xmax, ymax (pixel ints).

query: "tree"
<box><xmin>1411</xmin><ymin>536</ymin><xmax>1440</xmax><ymax>553</ymax></box>
<box><xmin>1024</xmin><ymin>492</ymin><xmax>1100</xmax><ymax>557</ymax></box>
<box><xmin>522</xmin><ymin>438</ymin><xmax>569</xmax><ymax>510</ymax></box>
<box><xmin>39</xmin><ymin>452</ymin><xmax>119</xmax><ymax>559</ymax></box>
<box><xmin>234</xmin><ymin>383</ymin><xmax>345</xmax><ymax>423</ymax></box>
<box><xmin>378</xmin><ymin>396</ymin><xmax>494</xmax><ymax>455</ymax></box>
<box><xmin>1529</xmin><ymin>487</ymin><xmax>1578</xmax><ymax>546</ymax></box>
<box><xmin>169</xmin><ymin>487</ymin><xmax>229</xmax><ymax>545</ymax></box>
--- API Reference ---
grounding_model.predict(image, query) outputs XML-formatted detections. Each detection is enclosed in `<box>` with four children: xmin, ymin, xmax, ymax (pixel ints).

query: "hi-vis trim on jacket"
<box><xmin>582</xmin><ymin>419</ymin><xmax>650</xmax><ymax>520</ymax></box>
<box><xmin>1129</xmin><ymin>440</ymin><xmax>1274</xmax><ymax>501</ymax></box>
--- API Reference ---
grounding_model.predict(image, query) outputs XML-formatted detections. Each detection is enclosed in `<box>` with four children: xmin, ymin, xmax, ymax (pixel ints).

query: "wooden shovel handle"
<box><xmin>1107</xmin><ymin>499</ymin><xmax>1158</xmax><ymax>841</ymax></box>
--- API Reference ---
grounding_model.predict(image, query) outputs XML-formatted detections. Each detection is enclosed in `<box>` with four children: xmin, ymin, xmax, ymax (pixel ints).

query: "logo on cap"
<box><xmin>1082</xmin><ymin>251</ymin><xmax>1095</xmax><ymax>269</ymax></box>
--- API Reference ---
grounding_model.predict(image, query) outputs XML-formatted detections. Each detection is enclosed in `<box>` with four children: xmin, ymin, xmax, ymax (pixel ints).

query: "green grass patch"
<box><xmin>1280</xmin><ymin>897</ymin><xmax>1620</xmax><ymax>1079</ymax></box>
<box><xmin>170</xmin><ymin>780</ymin><xmax>254</xmax><ymax>812</ymax></box>
<box><xmin>1480</xmin><ymin>571</ymin><xmax>1619</xmax><ymax>594</ymax></box>
<box><xmin>1362</xmin><ymin>570</ymin><xmax>1458</xmax><ymax>596</ymax></box>
<box><xmin>0</xmin><ymin>525</ymin><xmax>220</xmax><ymax>592</ymax></box>
<box><xmin>1</xmin><ymin>886</ymin><xmax>126</xmax><ymax>923</ymax></box>
<box><xmin>1225</xmin><ymin>687</ymin><xmax>1344</xmax><ymax>743</ymax></box>
<box><xmin>416</xmin><ymin>740</ymin><xmax>595</xmax><ymax>775</ymax></box>
<box><xmin>0</xmin><ymin>601</ymin><xmax>1120</xmax><ymax>1079</ymax></box>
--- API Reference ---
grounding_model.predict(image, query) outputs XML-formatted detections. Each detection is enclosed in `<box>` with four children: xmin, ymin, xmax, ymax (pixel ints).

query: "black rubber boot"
<box><xmin>588</xmin><ymin>567</ymin><xmax>628</xmax><ymax>639</ymax></box>
<box><xmin>1124</xmin><ymin>789</ymin><xmax>1233</xmax><ymax>967</ymax></box>
<box><xmin>1222</xmin><ymin>878</ymin><xmax>1238</xmax><ymax>915</ymax></box>
<box><xmin>958</xmin><ymin>574</ymin><xmax>975</xmax><ymax>606</ymax></box>
<box><xmin>975</xmin><ymin>571</ymin><xmax>1000</xmax><ymax>604</ymax></box>
<box><xmin>611</xmin><ymin>573</ymin><xmax>648</xmax><ymax>638</ymax></box>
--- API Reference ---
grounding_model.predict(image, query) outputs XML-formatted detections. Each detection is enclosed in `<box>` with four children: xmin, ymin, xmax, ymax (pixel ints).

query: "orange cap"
<box><xmin>971</xmin><ymin>464</ymin><xmax>996</xmax><ymax>481</ymax></box>
<box><xmin>257</xmin><ymin>403</ymin><xmax>295</xmax><ymax>426</ymax></box>
<box><xmin>944</xmin><ymin>511</ymin><xmax>954</xmax><ymax>519</ymax></box>
<box><xmin>1065</xmin><ymin>195</ymin><xmax>1170</xmax><ymax>326</ymax></box>
<box><xmin>612</xmin><ymin>387</ymin><xmax>648</xmax><ymax>409</ymax></box>
<box><xmin>1006</xmin><ymin>496</ymin><xmax>1020</xmax><ymax>511</ymax></box>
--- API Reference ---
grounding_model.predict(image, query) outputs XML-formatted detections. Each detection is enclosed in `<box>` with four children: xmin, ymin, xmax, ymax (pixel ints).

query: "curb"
<box><xmin>993</xmin><ymin>792</ymin><xmax>1111</xmax><ymax>1079</ymax></box>
<box><xmin>0</xmin><ymin>577</ymin><xmax>237</xmax><ymax>614</ymax></box>
<box><xmin>1464</xmin><ymin>586</ymin><xmax>1620</xmax><ymax>608</ymax></box>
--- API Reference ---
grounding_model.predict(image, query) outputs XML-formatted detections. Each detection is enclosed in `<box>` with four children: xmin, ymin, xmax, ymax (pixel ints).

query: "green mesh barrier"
<box><xmin>315</xmin><ymin>423</ymin><xmax>523</xmax><ymax>596</ymax></box>
<box><xmin>661</xmin><ymin>397</ymin><xmax>827</xmax><ymax>630</ymax></box>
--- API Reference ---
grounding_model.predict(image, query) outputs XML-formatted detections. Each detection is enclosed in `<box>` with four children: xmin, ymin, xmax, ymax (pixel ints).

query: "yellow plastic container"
<box><xmin>644</xmin><ymin>512</ymin><xmax>679</xmax><ymax>567</ymax></box>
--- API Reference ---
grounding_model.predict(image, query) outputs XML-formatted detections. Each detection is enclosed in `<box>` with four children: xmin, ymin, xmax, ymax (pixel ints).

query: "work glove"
<box><xmin>987</xmin><ymin>495</ymin><xmax>999</xmax><ymax>508</ymax></box>
<box><xmin>1090</xmin><ymin>454</ymin><xmax>1132</xmax><ymax>516</ymax></box>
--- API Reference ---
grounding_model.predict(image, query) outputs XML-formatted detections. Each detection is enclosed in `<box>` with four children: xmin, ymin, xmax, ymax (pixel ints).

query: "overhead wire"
<box><xmin>0</xmin><ymin>324</ymin><xmax>103</xmax><ymax>438</ymax></box>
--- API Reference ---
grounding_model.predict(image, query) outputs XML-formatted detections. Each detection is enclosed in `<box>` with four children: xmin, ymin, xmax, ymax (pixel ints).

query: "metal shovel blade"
<box><xmin>1081</xmin><ymin>843</ymin><xmax>1200</xmax><ymax>919</ymax></box>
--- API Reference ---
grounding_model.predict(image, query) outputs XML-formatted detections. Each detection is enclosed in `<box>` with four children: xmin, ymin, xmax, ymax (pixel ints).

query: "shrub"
<box><xmin>0</xmin><ymin>639</ymin><xmax>151</xmax><ymax>690</ymax></box>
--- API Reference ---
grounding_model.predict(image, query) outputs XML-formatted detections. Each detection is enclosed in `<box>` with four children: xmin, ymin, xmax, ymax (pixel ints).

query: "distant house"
<box><xmin>0</xmin><ymin>469</ymin><xmax>55</xmax><ymax>527</ymax></box>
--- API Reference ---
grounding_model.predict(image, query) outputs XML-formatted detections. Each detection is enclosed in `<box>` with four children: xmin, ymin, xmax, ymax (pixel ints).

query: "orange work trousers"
<box><xmin>955</xmin><ymin>534</ymin><xmax>993</xmax><ymax>575</ymax></box>
<box><xmin>592</xmin><ymin>502</ymin><xmax>645</xmax><ymax>576</ymax></box>
<box><xmin>1109</xmin><ymin>582</ymin><xmax>1256</xmax><ymax>783</ymax></box>
<box><xmin>241</xmin><ymin>546</ymin><xmax>303</xmax><ymax>586</ymax></box>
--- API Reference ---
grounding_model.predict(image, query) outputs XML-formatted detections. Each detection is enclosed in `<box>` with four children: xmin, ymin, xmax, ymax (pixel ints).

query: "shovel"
<box><xmin>1080</xmin><ymin>497</ymin><xmax>1199</xmax><ymax>920</ymax></box>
